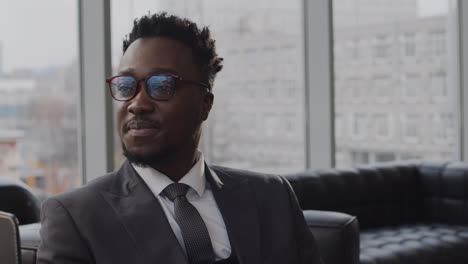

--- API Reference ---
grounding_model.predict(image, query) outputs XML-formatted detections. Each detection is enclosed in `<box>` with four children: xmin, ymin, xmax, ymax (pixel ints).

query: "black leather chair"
<box><xmin>0</xmin><ymin>177</ymin><xmax>40</xmax><ymax>225</ymax></box>
<box><xmin>0</xmin><ymin>211</ymin><xmax>21</xmax><ymax>264</ymax></box>
<box><xmin>285</xmin><ymin>161</ymin><xmax>468</xmax><ymax>264</ymax></box>
<box><xmin>0</xmin><ymin>177</ymin><xmax>41</xmax><ymax>264</ymax></box>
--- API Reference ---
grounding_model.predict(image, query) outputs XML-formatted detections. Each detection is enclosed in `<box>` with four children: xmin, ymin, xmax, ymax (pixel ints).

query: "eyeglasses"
<box><xmin>106</xmin><ymin>74</ymin><xmax>210</xmax><ymax>101</ymax></box>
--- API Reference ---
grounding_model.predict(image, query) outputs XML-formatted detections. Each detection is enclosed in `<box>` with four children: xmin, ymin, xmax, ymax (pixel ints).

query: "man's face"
<box><xmin>116</xmin><ymin>37</ymin><xmax>213</xmax><ymax>165</ymax></box>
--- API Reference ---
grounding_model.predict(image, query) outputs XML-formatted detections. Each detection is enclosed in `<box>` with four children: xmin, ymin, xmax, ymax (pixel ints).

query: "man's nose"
<box><xmin>127</xmin><ymin>83</ymin><xmax>155</xmax><ymax>115</ymax></box>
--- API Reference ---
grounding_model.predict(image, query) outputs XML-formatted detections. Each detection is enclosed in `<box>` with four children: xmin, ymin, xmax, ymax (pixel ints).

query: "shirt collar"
<box><xmin>132</xmin><ymin>151</ymin><xmax>206</xmax><ymax>198</ymax></box>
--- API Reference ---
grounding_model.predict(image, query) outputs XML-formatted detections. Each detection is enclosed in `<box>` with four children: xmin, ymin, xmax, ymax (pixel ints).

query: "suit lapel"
<box><xmin>207</xmin><ymin>165</ymin><xmax>261</xmax><ymax>264</ymax></box>
<box><xmin>101</xmin><ymin>161</ymin><xmax>187</xmax><ymax>264</ymax></box>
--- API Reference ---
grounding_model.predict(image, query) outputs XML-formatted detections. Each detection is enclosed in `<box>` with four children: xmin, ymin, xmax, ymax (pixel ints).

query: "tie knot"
<box><xmin>162</xmin><ymin>183</ymin><xmax>190</xmax><ymax>201</ymax></box>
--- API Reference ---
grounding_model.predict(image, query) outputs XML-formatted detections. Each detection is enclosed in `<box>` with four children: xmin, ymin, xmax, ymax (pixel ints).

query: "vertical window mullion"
<box><xmin>303</xmin><ymin>0</ymin><xmax>335</xmax><ymax>169</ymax></box>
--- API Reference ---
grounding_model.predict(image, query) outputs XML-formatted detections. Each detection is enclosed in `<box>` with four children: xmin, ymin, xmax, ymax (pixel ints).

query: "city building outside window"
<box><xmin>0</xmin><ymin>1</ymin><xmax>80</xmax><ymax>195</ymax></box>
<box><xmin>333</xmin><ymin>0</ymin><xmax>459</xmax><ymax>168</ymax></box>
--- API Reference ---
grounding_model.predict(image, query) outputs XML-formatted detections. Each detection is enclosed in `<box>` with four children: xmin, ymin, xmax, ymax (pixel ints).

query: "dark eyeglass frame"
<box><xmin>106</xmin><ymin>74</ymin><xmax>211</xmax><ymax>102</ymax></box>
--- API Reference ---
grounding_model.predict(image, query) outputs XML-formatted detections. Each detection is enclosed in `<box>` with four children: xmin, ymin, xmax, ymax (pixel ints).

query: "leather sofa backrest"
<box><xmin>0</xmin><ymin>177</ymin><xmax>40</xmax><ymax>225</ymax></box>
<box><xmin>285</xmin><ymin>162</ymin><xmax>424</xmax><ymax>229</ymax></box>
<box><xmin>418</xmin><ymin>162</ymin><xmax>468</xmax><ymax>225</ymax></box>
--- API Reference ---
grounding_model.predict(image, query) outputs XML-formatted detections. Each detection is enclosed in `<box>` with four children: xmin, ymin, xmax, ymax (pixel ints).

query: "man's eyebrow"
<box><xmin>148</xmin><ymin>69</ymin><xmax>179</xmax><ymax>75</ymax></box>
<box><xmin>117</xmin><ymin>68</ymin><xmax>179</xmax><ymax>76</ymax></box>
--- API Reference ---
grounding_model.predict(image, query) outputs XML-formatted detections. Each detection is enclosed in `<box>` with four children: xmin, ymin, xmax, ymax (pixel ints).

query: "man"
<box><xmin>38</xmin><ymin>13</ymin><xmax>322</xmax><ymax>264</ymax></box>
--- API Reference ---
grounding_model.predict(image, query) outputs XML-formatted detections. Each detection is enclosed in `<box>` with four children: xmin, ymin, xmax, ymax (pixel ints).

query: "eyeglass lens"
<box><xmin>110</xmin><ymin>75</ymin><xmax>176</xmax><ymax>101</ymax></box>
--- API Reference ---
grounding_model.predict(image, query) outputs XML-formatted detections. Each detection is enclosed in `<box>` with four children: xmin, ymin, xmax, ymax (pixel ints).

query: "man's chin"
<box><xmin>122</xmin><ymin>145</ymin><xmax>152</xmax><ymax>167</ymax></box>
<box><xmin>121</xmin><ymin>143</ymin><xmax>168</xmax><ymax>168</ymax></box>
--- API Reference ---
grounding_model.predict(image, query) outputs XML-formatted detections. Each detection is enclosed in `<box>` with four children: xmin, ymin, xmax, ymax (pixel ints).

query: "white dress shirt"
<box><xmin>132</xmin><ymin>152</ymin><xmax>232</xmax><ymax>260</ymax></box>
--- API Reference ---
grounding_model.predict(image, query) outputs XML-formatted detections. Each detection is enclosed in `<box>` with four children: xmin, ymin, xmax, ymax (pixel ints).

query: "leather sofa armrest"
<box><xmin>304</xmin><ymin>209</ymin><xmax>360</xmax><ymax>264</ymax></box>
<box><xmin>19</xmin><ymin>223</ymin><xmax>41</xmax><ymax>264</ymax></box>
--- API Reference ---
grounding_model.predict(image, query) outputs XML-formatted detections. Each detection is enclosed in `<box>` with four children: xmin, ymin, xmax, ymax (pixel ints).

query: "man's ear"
<box><xmin>201</xmin><ymin>91</ymin><xmax>214</xmax><ymax>121</ymax></box>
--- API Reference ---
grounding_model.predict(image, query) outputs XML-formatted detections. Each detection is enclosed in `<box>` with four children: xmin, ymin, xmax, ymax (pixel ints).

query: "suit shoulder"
<box><xmin>46</xmin><ymin>171</ymin><xmax>117</xmax><ymax>206</ymax></box>
<box><xmin>210</xmin><ymin>165</ymin><xmax>287</xmax><ymax>185</ymax></box>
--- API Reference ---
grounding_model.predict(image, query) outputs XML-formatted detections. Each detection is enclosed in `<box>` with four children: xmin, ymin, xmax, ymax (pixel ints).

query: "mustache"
<box><xmin>124</xmin><ymin>117</ymin><xmax>161</xmax><ymax>132</ymax></box>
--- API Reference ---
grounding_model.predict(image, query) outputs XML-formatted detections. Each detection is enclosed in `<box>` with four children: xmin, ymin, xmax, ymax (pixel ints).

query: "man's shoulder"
<box><xmin>209</xmin><ymin>165</ymin><xmax>287</xmax><ymax>186</ymax></box>
<box><xmin>46</xmin><ymin>170</ymin><xmax>118</xmax><ymax>207</ymax></box>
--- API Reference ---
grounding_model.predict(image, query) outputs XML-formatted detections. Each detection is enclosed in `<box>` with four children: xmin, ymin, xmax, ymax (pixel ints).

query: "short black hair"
<box><xmin>123</xmin><ymin>12</ymin><xmax>223</xmax><ymax>90</ymax></box>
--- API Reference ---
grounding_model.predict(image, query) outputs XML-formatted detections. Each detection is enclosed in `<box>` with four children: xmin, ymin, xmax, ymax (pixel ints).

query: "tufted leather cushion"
<box><xmin>360</xmin><ymin>224</ymin><xmax>468</xmax><ymax>264</ymax></box>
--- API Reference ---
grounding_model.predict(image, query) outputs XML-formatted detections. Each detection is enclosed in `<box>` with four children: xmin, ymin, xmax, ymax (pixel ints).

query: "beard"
<box><xmin>121</xmin><ymin>141</ymin><xmax>172</xmax><ymax>168</ymax></box>
<box><xmin>120</xmin><ymin>124</ymin><xmax>203</xmax><ymax>168</ymax></box>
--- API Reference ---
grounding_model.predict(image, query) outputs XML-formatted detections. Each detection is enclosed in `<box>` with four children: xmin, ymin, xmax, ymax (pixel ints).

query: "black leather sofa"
<box><xmin>6</xmin><ymin>161</ymin><xmax>468</xmax><ymax>264</ymax></box>
<box><xmin>285</xmin><ymin>161</ymin><xmax>468</xmax><ymax>264</ymax></box>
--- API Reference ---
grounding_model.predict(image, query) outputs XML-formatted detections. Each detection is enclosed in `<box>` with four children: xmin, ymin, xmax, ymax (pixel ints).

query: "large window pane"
<box><xmin>0</xmin><ymin>1</ymin><xmax>80</xmax><ymax>194</ymax></box>
<box><xmin>333</xmin><ymin>0</ymin><xmax>459</xmax><ymax>167</ymax></box>
<box><xmin>111</xmin><ymin>0</ymin><xmax>306</xmax><ymax>173</ymax></box>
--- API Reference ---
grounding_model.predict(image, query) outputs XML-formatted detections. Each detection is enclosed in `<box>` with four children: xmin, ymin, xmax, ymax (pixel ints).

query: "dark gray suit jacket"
<box><xmin>37</xmin><ymin>161</ymin><xmax>322</xmax><ymax>263</ymax></box>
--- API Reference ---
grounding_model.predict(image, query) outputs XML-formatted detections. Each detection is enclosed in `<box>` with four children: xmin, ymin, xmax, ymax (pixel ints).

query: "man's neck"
<box><xmin>148</xmin><ymin>148</ymin><xmax>199</xmax><ymax>182</ymax></box>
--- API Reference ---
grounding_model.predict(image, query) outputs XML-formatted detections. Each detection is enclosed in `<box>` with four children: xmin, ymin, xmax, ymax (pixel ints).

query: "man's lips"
<box><xmin>127</xmin><ymin>127</ymin><xmax>160</xmax><ymax>137</ymax></box>
<box><xmin>124</xmin><ymin>120</ymin><xmax>162</xmax><ymax>136</ymax></box>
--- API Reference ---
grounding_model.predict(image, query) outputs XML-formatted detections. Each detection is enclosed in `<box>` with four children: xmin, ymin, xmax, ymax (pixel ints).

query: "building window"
<box><xmin>430</xmin><ymin>30</ymin><xmax>446</xmax><ymax>56</ymax></box>
<box><xmin>401</xmin><ymin>113</ymin><xmax>421</xmax><ymax>143</ymax></box>
<box><xmin>430</xmin><ymin>71</ymin><xmax>448</xmax><ymax>101</ymax></box>
<box><xmin>351</xmin><ymin>151</ymin><xmax>370</xmax><ymax>165</ymax></box>
<box><xmin>375</xmin><ymin>152</ymin><xmax>396</xmax><ymax>163</ymax></box>
<box><xmin>401</xmin><ymin>32</ymin><xmax>416</xmax><ymax>56</ymax></box>
<box><xmin>401</xmin><ymin>73</ymin><xmax>422</xmax><ymax>101</ymax></box>
<box><xmin>348</xmin><ymin>78</ymin><xmax>367</xmax><ymax>102</ymax></box>
<box><xmin>346</xmin><ymin>38</ymin><xmax>360</xmax><ymax>60</ymax></box>
<box><xmin>432</xmin><ymin>113</ymin><xmax>455</xmax><ymax>144</ymax></box>
<box><xmin>373</xmin><ymin>113</ymin><xmax>391</xmax><ymax>139</ymax></box>
<box><xmin>335</xmin><ymin>114</ymin><xmax>344</xmax><ymax>138</ymax></box>
<box><xmin>372</xmin><ymin>75</ymin><xmax>392</xmax><ymax>102</ymax></box>
<box><xmin>352</xmin><ymin>113</ymin><xmax>367</xmax><ymax>138</ymax></box>
<box><xmin>374</xmin><ymin>35</ymin><xmax>391</xmax><ymax>58</ymax></box>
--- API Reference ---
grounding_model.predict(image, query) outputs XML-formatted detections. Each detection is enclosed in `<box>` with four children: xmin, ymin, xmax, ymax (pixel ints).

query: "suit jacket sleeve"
<box><xmin>37</xmin><ymin>197</ymin><xmax>94</xmax><ymax>264</ymax></box>
<box><xmin>281</xmin><ymin>176</ymin><xmax>324</xmax><ymax>264</ymax></box>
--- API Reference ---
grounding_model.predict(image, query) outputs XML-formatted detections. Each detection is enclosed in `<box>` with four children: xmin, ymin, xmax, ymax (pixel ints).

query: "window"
<box><xmin>401</xmin><ymin>73</ymin><xmax>422</xmax><ymax>101</ymax></box>
<box><xmin>333</xmin><ymin>0</ymin><xmax>459</xmax><ymax>168</ymax></box>
<box><xmin>351</xmin><ymin>151</ymin><xmax>370</xmax><ymax>165</ymax></box>
<box><xmin>346</xmin><ymin>39</ymin><xmax>360</xmax><ymax>60</ymax></box>
<box><xmin>432</xmin><ymin>113</ymin><xmax>455</xmax><ymax>144</ymax></box>
<box><xmin>0</xmin><ymin>1</ymin><xmax>80</xmax><ymax>194</ymax></box>
<box><xmin>375</xmin><ymin>152</ymin><xmax>396</xmax><ymax>163</ymax></box>
<box><xmin>111</xmin><ymin>0</ymin><xmax>306</xmax><ymax>174</ymax></box>
<box><xmin>430</xmin><ymin>71</ymin><xmax>448</xmax><ymax>100</ymax></box>
<box><xmin>430</xmin><ymin>30</ymin><xmax>446</xmax><ymax>56</ymax></box>
<box><xmin>335</xmin><ymin>114</ymin><xmax>344</xmax><ymax>138</ymax></box>
<box><xmin>372</xmin><ymin>75</ymin><xmax>392</xmax><ymax>102</ymax></box>
<box><xmin>373</xmin><ymin>113</ymin><xmax>391</xmax><ymax>139</ymax></box>
<box><xmin>401</xmin><ymin>32</ymin><xmax>416</xmax><ymax>57</ymax></box>
<box><xmin>352</xmin><ymin>113</ymin><xmax>367</xmax><ymax>138</ymax></box>
<box><xmin>401</xmin><ymin>113</ymin><xmax>421</xmax><ymax>143</ymax></box>
<box><xmin>374</xmin><ymin>35</ymin><xmax>391</xmax><ymax>58</ymax></box>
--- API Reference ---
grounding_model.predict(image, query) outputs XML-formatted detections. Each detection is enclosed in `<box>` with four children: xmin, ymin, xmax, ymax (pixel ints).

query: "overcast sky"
<box><xmin>0</xmin><ymin>0</ymin><xmax>451</xmax><ymax>74</ymax></box>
